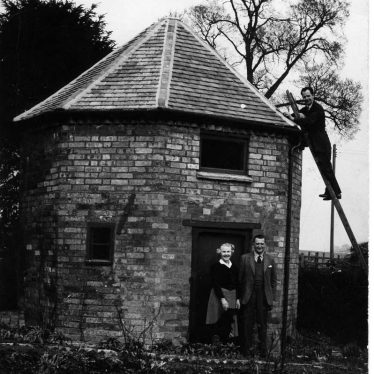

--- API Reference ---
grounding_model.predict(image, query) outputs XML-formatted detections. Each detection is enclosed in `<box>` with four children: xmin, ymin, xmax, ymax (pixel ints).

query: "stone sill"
<box><xmin>196</xmin><ymin>171</ymin><xmax>253</xmax><ymax>183</ymax></box>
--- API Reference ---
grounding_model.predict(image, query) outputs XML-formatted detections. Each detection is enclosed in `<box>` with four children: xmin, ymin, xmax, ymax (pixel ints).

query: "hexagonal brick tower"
<box><xmin>15</xmin><ymin>18</ymin><xmax>302</xmax><ymax>344</ymax></box>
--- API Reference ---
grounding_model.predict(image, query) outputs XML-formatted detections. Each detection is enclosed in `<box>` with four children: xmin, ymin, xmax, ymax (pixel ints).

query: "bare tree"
<box><xmin>185</xmin><ymin>0</ymin><xmax>362</xmax><ymax>137</ymax></box>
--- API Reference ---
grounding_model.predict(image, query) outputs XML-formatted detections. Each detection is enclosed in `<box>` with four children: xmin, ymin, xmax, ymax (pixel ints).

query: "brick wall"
<box><xmin>0</xmin><ymin>310</ymin><xmax>25</xmax><ymax>328</ymax></box>
<box><xmin>20</xmin><ymin>118</ymin><xmax>302</xmax><ymax>343</ymax></box>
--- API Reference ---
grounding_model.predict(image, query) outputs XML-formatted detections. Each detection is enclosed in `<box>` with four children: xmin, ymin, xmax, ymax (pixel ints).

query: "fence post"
<box><xmin>300</xmin><ymin>253</ymin><xmax>305</xmax><ymax>268</ymax></box>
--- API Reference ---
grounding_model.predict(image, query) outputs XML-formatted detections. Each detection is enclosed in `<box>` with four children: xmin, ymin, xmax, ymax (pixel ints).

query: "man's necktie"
<box><xmin>257</xmin><ymin>256</ymin><xmax>262</xmax><ymax>264</ymax></box>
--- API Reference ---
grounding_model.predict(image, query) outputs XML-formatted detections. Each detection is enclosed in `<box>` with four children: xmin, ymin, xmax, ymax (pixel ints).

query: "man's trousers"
<box><xmin>314</xmin><ymin>148</ymin><xmax>341</xmax><ymax>196</ymax></box>
<box><xmin>239</xmin><ymin>286</ymin><xmax>268</xmax><ymax>355</ymax></box>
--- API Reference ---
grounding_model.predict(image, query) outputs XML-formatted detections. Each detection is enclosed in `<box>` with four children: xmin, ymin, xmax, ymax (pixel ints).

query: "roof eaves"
<box><xmin>155</xmin><ymin>107</ymin><xmax>299</xmax><ymax>132</ymax></box>
<box><xmin>13</xmin><ymin>20</ymin><xmax>165</xmax><ymax>123</ymax></box>
<box><xmin>16</xmin><ymin>107</ymin><xmax>301</xmax><ymax>136</ymax></box>
<box><xmin>14</xmin><ymin>41</ymin><xmax>139</xmax><ymax>122</ymax></box>
<box><xmin>179</xmin><ymin>20</ymin><xmax>297</xmax><ymax>129</ymax></box>
<box><xmin>71</xmin><ymin>107</ymin><xmax>301</xmax><ymax>132</ymax></box>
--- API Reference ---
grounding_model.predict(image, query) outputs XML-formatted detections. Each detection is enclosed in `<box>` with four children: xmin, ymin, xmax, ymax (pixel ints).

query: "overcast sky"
<box><xmin>73</xmin><ymin>0</ymin><xmax>370</xmax><ymax>252</ymax></box>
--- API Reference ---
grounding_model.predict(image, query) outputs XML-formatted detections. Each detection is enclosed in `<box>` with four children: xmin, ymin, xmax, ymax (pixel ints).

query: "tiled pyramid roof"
<box><xmin>14</xmin><ymin>18</ymin><xmax>295</xmax><ymax>129</ymax></box>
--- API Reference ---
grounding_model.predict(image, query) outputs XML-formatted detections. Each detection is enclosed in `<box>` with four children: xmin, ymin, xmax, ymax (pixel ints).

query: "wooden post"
<box><xmin>300</xmin><ymin>253</ymin><xmax>305</xmax><ymax>268</ymax></box>
<box><xmin>330</xmin><ymin>145</ymin><xmax>336</xmax><ymax>259</ymax></box>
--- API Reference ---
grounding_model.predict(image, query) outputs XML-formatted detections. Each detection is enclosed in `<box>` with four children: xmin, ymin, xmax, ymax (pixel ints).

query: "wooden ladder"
<box><xmin>286</xmin><ymin>90</ymin><xmax>368</xmax><ymax>275</ymax></box>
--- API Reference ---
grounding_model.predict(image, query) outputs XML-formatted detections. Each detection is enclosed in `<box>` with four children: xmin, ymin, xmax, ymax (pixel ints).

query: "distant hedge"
<box><xmin>297</xmin><ymin>258</ymin><xmax>368</xmax><ymax>347</ymax></box>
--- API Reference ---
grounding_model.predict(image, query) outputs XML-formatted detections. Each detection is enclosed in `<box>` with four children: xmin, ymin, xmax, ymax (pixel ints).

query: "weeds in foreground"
<box><xmin>0</xmin><ymin>324</ymin><xmax>368</xmax><ymax>374</ymax></box>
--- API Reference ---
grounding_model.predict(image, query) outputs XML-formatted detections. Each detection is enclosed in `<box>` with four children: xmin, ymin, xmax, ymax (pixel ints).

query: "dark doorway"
<box><xmin>189</xmin><ymin>226</ymin><xmax>252</xmax><ymax>343</ymax></box>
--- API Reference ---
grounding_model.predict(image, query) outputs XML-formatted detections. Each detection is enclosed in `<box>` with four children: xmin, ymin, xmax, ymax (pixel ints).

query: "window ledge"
<box><xmin>197</xmin><ymin>171</ymin><xmax>253</xmax><ymax>183</ymax></box>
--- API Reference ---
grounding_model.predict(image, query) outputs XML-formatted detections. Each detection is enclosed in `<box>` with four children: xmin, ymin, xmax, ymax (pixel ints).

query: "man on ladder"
<box><xmin>282</xmin><ymin>87</ymin><xmax>367</xmax><ymax>274</ymax></box>
<box><xmin>284</xmin><ymin>86</ymin><xmax>342</xmax><ymax>201</ymax></box>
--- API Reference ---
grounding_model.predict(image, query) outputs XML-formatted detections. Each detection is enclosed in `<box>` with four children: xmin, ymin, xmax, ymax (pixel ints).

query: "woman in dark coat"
<box><xmin>206</xmin><ymin>243</ymin><xmax>240</xmax><ymax>343</ymax></box>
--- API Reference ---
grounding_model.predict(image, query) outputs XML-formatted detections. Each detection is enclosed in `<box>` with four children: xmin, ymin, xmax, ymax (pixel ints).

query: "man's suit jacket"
<box><xmin>296</xmin><ymin>101</ymin><xmax>331</xmax><ymax>155</ymax></box>
<box><xmin>238</xmin><ymin>252</ymin><xmax>277</xmax><ymax>306</ymax></box>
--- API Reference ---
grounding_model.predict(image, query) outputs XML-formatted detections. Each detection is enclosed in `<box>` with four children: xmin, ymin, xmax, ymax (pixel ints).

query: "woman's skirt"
<box><xmin>205</xmin><ymin>288</ymin><xmax>238</xmax><ymax>337</ymax></box>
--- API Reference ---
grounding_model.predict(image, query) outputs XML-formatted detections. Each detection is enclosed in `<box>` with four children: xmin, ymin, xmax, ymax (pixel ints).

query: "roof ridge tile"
<box><xmin>156</xmin><ymin>19</ymin><xmax>177</xmax><ymax>108</ymax></box>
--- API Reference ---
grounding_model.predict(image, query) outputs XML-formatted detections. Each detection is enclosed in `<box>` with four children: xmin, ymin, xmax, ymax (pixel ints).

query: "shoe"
<box><xmin>323</xmin><ymin>193</ymin><xmax>341</xmax><ymax>201</ymax></box>
<box><xmin>319</xmin><ymin>192</ymin><xmax>329</xmax><ymax>198</ymax></box>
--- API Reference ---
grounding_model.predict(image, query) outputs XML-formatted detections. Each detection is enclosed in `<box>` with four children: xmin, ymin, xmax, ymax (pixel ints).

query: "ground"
<box><xmin>0</xmin><ymin>324</ymin><xmax>368</xmax><ymax>373</ymax></box>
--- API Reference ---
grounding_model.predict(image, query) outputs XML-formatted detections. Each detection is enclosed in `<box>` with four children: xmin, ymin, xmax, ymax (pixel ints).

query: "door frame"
<box><xmin>185</xmin><ymin>220</ymin><xmax>261</xmax><ymax>342</ymax></box>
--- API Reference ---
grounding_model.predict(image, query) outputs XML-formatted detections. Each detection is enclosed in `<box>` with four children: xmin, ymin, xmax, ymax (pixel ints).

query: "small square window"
<box><xmin>86</xmin><ymin>224</ymin><xmax>114</xmax><ymax>264</ymax></box>
<box><xmin>200</xmin><ymin>132</ymin><xmax>248</xmax><ymax>174</ymax></box>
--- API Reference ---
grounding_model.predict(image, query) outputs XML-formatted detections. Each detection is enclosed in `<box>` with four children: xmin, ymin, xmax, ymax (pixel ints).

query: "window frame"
<box><xmin>199</xmin><ymin>131</ymin><xmax>249</xmax><ymax>175</ymax></box>
<box><xmin>86</xmin><ymin>223</ymin><xmax>115</xmax><ymax>265</ymax></box>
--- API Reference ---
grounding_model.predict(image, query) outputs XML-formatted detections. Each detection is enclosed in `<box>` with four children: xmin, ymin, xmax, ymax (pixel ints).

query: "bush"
<box><xmin>0</xmin><ymin>327</ymin><xmax>149</xmax><ymax>374</ymax></box>
<box><xmin>297</xmin><ymin>263</ymin><xmax>368</xmax><ymax>347</ymax></box>
<box><xmin>0</xmin><ymin>345</ymin><xmax>41</xmax><ymax>374</ymax></box>
<box><xmin>0</xmin><ymin>324</ymin><xmax>71</xmax><ymax>345</ymax></box>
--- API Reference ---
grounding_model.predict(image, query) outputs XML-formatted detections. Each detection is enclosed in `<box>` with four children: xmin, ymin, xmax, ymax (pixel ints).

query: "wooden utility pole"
<box><xmin>329</xmin><ymin>144</ymin><xmax>337</xmax><ymax>259</ymax></box>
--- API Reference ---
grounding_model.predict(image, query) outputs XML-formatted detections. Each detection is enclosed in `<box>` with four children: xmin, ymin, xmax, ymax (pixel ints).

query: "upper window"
<box><xmin>86</xmin><ymin>223</ymin><xmax>114</xmax><ymax>264</ymax></box>
<box><xmin>200</xmin><ymin>132</ymin><xmax>248</xmax><ymax>174</ymax></box>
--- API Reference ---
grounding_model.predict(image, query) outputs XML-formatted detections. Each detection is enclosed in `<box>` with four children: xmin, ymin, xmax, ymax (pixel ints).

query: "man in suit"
<box><xmin>284</xmin><ymin>86</ymin><xmax>342</xmax><ymax>200</ymax></box>
<box><xmin>238</xmin><ymin>234</ymin><xmax>277</xmax><ymax>357</ymax></box>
